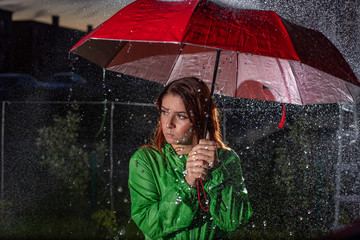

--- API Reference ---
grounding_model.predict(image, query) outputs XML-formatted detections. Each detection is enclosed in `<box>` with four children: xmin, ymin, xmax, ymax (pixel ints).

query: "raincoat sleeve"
<box><xmin>128</xmin><ymin>148</ymin><xmax>199</xmax><ymax>239</ymax></box>
<box><xmin>204</xmin><ymin>149</ymin><xmax>252</xmax><ymax>231</ymax></box>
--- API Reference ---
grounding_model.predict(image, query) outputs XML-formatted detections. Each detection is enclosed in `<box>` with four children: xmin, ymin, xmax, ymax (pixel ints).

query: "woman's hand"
<box><xmin>184</xmin><ymin>135</ymin><xmax>218</xmax><ymax>187</ymax></box>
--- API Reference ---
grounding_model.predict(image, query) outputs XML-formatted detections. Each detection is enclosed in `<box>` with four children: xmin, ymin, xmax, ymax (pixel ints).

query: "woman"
<box><xmin>128</xmin><ymin>77</ymin><xmax>252</xmax><ymax>240</ymax></box>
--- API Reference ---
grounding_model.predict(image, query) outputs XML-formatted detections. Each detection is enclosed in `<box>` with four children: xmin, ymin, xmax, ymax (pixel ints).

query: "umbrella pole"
<box><xmin>197</xmin><ymin>49</ymin><xmax>221</xmax><ymax>212</ymax></box>
<box><xmin>203</xmin><ymin>49</ymin><xmax>221</xmax><ymax>139</ymax></box>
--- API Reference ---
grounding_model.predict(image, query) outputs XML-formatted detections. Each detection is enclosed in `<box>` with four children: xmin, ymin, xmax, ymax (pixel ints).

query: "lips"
<box><xmin>165</xmin><ymin>133</ymin><xmax>175</xmax><ymax>138</ymax></box>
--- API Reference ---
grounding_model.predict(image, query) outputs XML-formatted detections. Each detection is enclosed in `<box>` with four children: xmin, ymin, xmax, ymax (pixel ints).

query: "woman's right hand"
<box><xmin>184</xmin><ymin>148</ymin><xmax>210</xmax><ymax>187</ymax></box>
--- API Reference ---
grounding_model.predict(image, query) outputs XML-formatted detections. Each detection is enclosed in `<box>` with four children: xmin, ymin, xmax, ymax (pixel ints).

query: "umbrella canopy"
<box><xmin>71</xmin><ymin>0</ymin><xmax>360</xmax><ymax>106</ymax></box>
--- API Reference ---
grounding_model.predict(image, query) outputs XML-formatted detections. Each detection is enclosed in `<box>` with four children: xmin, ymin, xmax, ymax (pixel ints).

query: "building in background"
<box><xmin>10</xmin><ymin>15</ymin><xmax>93</xmax><ymax>82</ymax></box>
<box><xmin>0</xmin><ymin>9</ymin><xmax>12</xmax><ymax>73</ymax></box>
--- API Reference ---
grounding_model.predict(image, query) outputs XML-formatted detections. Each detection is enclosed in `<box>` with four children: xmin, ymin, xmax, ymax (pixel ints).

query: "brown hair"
<box><xmin>146</xmin><ymin>77</ymin><xmax>227</xmax><ymax>152</ymax></box>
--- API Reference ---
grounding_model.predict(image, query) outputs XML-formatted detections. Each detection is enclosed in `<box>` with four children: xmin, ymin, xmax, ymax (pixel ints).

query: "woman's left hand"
<box><xmin>188</xmin><ymin>136</ymin><xmax>218</xmax><ymax>170</ymax></box>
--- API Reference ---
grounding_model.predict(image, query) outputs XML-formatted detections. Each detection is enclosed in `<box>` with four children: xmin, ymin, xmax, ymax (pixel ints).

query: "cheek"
<box><xmin>180</xmin><ymin>122</ymin><xmax>193</xmax><ymax>135</ymax></box>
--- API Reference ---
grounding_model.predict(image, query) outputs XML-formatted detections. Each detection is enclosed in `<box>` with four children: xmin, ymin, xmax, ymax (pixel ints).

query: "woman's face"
<box><xmin>161</xmin><ymin>93</ymin><xmax>194</xmax><ymax>146</ymax></box>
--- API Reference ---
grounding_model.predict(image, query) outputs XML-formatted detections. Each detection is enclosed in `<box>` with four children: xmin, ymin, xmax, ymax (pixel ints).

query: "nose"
<box><xmin>165</xmin><ymin>116</ymin><xmax>175</xmax><ymax>129</ymax></box>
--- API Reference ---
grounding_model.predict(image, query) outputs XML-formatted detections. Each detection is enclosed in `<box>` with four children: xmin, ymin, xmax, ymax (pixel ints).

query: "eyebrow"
<box><xmin>161</xmin><ymin>106</ymin><xmax>188</xmax><ymax>114</ymax></box>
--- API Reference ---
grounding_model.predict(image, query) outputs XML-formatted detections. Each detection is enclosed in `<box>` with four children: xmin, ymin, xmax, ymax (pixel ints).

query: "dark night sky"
<box><xmin>0</xmin><ymin>0</ymin><xmax>263</xmax><ymax>31</ymax></box>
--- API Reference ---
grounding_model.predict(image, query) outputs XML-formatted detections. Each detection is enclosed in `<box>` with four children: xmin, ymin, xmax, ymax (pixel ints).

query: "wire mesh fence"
<box><xmin>0</xmin><ymin>100</ymin><xmax>358</xmax><ymax>239</ymax></box>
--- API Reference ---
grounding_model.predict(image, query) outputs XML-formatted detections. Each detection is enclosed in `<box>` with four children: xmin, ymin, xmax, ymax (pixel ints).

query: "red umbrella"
<box><xmin>70</xmin><ymin>0</ymin><xmax>360</xmax><ymax>107</ymax></box>
<box><xmin>70</xmin><ymin>0</ymin><xmax>360</xmax><ymax>211</ymax></box>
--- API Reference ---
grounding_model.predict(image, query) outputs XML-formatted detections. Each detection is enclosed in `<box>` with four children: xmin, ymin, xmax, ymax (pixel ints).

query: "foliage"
<box><xmin>271</xmin><ymin>118</ymin><xmax>334</xmax><ymax>237</ymax></box>
<box><xmin>36</xmin><ymin>105</ymin><xmax>106</xmax><ymax>195</ymax></box>
<box><xmin>0</xmin><ymin>199</ymin><xmax>12</xmax><ymax>224</ymax></box>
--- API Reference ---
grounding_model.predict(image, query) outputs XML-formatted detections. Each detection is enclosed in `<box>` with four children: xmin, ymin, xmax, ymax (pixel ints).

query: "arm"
<box><xmin>204</xmin><ymin>149</ymin><xmax>252</xmax><ymax>231</ymax></box>
<box><xmin>128</xmin><ymin>149</ymin><xmax>199</xmax><ymax>239</ymax></box>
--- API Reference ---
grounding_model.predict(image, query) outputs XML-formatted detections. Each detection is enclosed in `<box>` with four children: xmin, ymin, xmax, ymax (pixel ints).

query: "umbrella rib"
<box><xmin>164</xmin><ymin>43</ymin><xmax>185</xmax><ymax>86</ymax></box>
<box><xmin>288</xmin><ymin>61</ymin><xmax>305</xmax><ymax>105</ymax></box>
<box><xmin>234</xmin><ymin>51</ymin><xmax>239</xmax><ymax>97</ymax></box>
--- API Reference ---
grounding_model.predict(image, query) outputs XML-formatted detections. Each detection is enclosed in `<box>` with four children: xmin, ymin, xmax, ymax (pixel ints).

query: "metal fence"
<box><xmin>0</xmin><ymin>100</ymin><xmax>359</xmax><ymax>239</ymax></box>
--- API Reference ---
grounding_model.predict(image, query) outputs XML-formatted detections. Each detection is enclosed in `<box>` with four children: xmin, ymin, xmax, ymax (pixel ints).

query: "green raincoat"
<box><xmin>128</xmin><ymin>143</ymin><xmax>252</xmax><ymax>240</ymax></box>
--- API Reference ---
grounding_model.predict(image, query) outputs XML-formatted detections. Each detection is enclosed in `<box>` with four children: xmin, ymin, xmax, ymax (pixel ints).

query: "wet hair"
<box><xmin>147</xmin><ymin>77</ymin><xmax>227</xmax><ymax>152</ymax></box>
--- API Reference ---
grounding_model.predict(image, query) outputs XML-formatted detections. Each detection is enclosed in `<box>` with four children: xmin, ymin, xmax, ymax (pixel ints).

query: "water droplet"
<box><xmin>263</xmin><ymin>220</ymin><xmax>267</xmax><ymax>227</ymax></box>
<box><xmin>118</xmin><ymin>186</ymin><xmax>123</xmax><ymax>192</ymax></box>
<box><xmin>197</xmin><ymin>89</ymin><xmax>201</xmax><ymax>92</ymax></box>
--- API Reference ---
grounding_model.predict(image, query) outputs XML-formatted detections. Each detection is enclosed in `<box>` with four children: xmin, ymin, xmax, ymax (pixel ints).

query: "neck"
<box><xmin>172</xmin><ymin>144</ymin><xmax>193</xmax><ymax>155</ymax></box>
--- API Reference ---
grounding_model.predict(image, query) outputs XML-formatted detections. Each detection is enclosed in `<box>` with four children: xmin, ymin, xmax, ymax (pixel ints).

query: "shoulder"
<box><xmin>131</xmin><ymin>147</ymin><xmax>162</xmax><ymax>163</ymax></box>
<box><xmin>218</xmin><ymin>147</ymin><xmax>240</xmax><ymax>164</ymax></box>
<box><xmin>130</xmin><ymin>147</ymin><xmax>164</xmax><ymax>168</ymax></box>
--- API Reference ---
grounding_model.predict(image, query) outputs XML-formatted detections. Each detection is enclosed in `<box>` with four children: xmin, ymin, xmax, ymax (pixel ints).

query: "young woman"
<box><xmin>128</xmin><ymin>77</ymin><xmax>252</xmax><ymax>239</ymax></box>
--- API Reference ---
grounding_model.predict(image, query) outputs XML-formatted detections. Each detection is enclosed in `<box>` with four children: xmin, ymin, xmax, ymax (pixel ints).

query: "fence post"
<box><xmin>90</xmin><ymin>151</ymin><xmax>97</xmax><ymax>211</ymax></box>
<box><xmin>1</xmin><ymin>101</ymin><xmax>5</xmax><ymax>199</ymax></box>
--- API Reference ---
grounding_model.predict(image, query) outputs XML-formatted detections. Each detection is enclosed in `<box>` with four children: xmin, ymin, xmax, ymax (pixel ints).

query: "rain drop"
<box><xmin>118</xmin><ymin>186</ymin><xmax>123</xmax><ymax>192</ymax></box>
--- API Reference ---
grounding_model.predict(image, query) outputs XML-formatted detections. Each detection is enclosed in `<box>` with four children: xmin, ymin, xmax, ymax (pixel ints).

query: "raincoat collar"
<box><xmin>163</xmin><ymin>143</ymin><xmax>188</xmax><ymax>166</ymax></box>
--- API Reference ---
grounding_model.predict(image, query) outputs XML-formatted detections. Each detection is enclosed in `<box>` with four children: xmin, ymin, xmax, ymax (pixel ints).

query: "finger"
<box><xmin>187</xmin><ymin>159</ymin><xmax>209</xmax><ymax>168</ymax></box>
<box><xmin>187</xmin><ymin>167</ymin><xmax>208</xmax><ymax>180</ymax></box>
<box><xmin>206</xmin><ymin>131</ymin><xmax>210</xmax><ymax>140</ymax></box>
<box><xmin>198</xmin><ymin>139</ymin><xmax>215</xmax><ymax>146</ymax></box>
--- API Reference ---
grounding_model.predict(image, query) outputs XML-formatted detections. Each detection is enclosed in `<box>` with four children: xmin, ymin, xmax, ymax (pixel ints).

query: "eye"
<box><xmin>177</xmin><ymin>114</ymin><xmax>188</xmax><ymax>120</ymax></box>
<box><xmin>161</xmin><ymin>110</ymin><xmax>169</xmax><ymax>115</ymax></box>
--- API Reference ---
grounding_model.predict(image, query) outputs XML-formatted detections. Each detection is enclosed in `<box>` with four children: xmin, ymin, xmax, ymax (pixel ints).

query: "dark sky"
<box><xmin>0</xmin><ymin>0</ymin><xmax>262</xmax><ymax>31</ymax></box>
<box><xmin>0</xmin><ymin>0</ymin><xmax>135</xmax><ymax>31</ymax></box>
